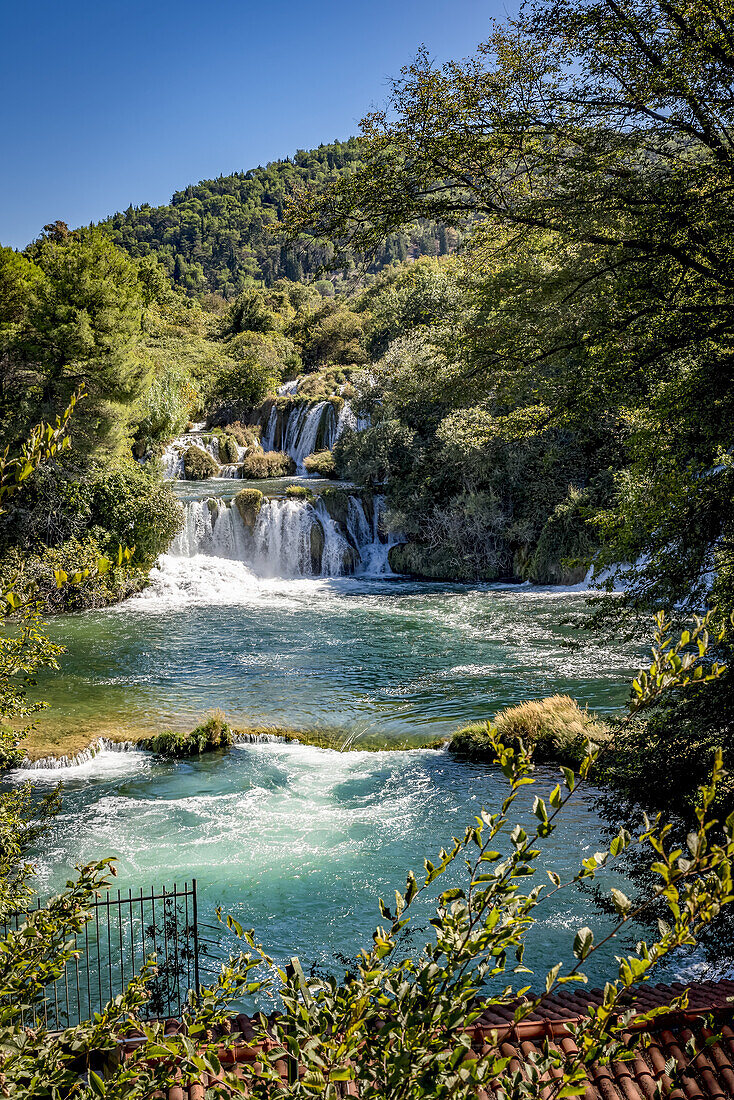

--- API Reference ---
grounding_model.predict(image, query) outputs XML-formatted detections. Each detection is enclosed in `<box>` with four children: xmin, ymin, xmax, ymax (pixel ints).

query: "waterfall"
<box><xmin>261</xmin><ymin>405</ymin><xmax>278</xmax><ymax>451</ymax></box>
<box><xmin>19</xmin><ymin>738</ymin><xmax>140</xmax><ymax>771</ymax></box>
<box><xmin>259</xmin><ymin>398</ymin><xmax>369</xmax><ymax>473</ymax></box>
<box><xmin>336</xmin><ymin>402</ymin><xmax>370</xmax><ymax>438</ymax></box>
<box><xmin>168</xmin><ymin>494</ymin><xmax>394</xmax><ymax>579</ymax></box>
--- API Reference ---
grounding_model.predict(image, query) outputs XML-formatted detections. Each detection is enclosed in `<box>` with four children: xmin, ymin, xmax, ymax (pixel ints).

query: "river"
<box><xmin>11</xmin><ymin>472</ymin><xmax>693</xmax><ymax>996</ymax></box>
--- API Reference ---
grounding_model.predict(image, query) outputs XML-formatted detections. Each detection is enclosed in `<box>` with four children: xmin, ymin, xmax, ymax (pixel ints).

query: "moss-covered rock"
<box><xmin>286</xmin><ymin>485</ymin><xmax>315</xmax><ymax>503</ymax></box>
<box><xmin>240</xmin><ymin>450</ymin><xmax>295</xmax><ymax>478</ymax></box>
<box><xmin>310</xmin><ymin>518</ymin><xmax>325</xmax><ymax>572</ymax></box>
<box><xmin>319</xmin><ymin>487</ymin><xmax>351</xmax><ymax>525</ymax></box>
<box><xmin>144</xmin><ymin>713</ymin><xmax>234</xmax><ymax>758</ymax></box>
<box><xmin>526</xmin><ymin>487</ymin><xmax>597</xmax><ymax>585</ymax></box>
<box><xmin>303</xmin><ymin>450</ymin><xmax>337</xmax><ymax>477</ymax></box>
<box><xmin>234</xmin><ymin>487</ymin><xmax>264</xmax><ymax>529</ymax></box>
<box><xmin>183</xmin><ymin>445</ymin><xmax>219</xmax><ymax>481</ymax></box>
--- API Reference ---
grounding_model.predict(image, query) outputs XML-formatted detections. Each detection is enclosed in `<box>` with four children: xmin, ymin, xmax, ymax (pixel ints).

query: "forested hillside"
<box><xmin>100</xmin><ymin>139</ymin><xmax>458</xmax><ymax>297</ymax></box>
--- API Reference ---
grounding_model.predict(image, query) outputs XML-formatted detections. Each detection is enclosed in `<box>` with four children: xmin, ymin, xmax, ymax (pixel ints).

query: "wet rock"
<box><xmin>310</xmin><ymin>518</ymin><xmax>325</xmax><ymax>572</ymax></box>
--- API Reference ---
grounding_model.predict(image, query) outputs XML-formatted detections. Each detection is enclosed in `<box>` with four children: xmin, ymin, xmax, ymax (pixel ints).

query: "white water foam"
<box><xmin>11</xmin><ymin>743</ymin><xmax>149</xmax><ymax>781</ymax></box>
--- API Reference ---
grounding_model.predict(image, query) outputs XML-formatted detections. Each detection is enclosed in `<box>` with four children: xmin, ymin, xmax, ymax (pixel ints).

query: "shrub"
<box><xmin>211</xmin><ymin>429</ymin><xmax>239</xmax><ymax>464</ymax></box>
<box><xmin>89</xmin><ymin>461</ymin><xmax>182</xmax><ymax>566</ymax></box>
<box><xmin>449</xmin><ymin>694</ymin><xmax>609</xmax><ymax>767</ymax></box>
<box><xmin>222</xmin><ymin>421</ymin><xmax>261</xmax><ymax>449</ymax></box>
<box><xmin>144</xmin><ymin>713</ymin><xmax>234</xmax><ymax>757</ymax></box>
<box><xmin>286</xmin><ymin>485</ymin><xmax>315</xmax><ymax>502</ymax></box>
<box><xmin>240</xmin><ymin>450</ymin><xmax>295</xmax><ymax>478</ymax></box>
<box><xmin>234</xmin><ymin>487</ymin><xmax>264</xmax><ymax>528</ymax></box>
<box><xmin>183</xmin><ymin>445</ymin><xmax>219</xmax><ymax>480</ymax></box>
<box><xmin>0</xmin><ymin>535</ymin><xmax>142</xmax><ymax>613</ymax></box>
<box><xmin>303</xmin><ymin>450</ymin><xmax>336</xmax><ymax>476</ymax></box>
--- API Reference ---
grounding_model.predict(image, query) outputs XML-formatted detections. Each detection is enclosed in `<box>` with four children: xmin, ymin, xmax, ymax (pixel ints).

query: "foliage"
<box><xmin>0</xmin><ymin>536</ymin><xmax>140</xmax><ymax>614</ymax></box>
<box><xmin>99</xmin><ymin>140</ymin><xmax>455</xmax><ymax>296</ymax></box>
<box><xmin>212</xmin><ymin>428</ymin><xmax>239</xmax><ymax>464</ymax></box>
<box><xmin>217</xmin><ymin>421</ymin><xmax>261</xmax><ymax>449</ymax></box>
<box><xmin>450</xmin><ymin>695</ymin><xmax>610</xmax><ymax>768</ymax></box>
<box><xmin>87</xmin><ymin>461</ymin><xmax>182</xmax><ymax>566</ymax></box>
<box><xmin>144</xmin><ymin>713</ymin><xmax>234</xmax><ymax>758</ymax></box>
<box><xmin>233</xmin><ymin>487</ymin><xmax>264</xmax><ymax>528</ymax></box>
<box><xmin>133</xmin><ymin>359</ymin><xmax>199</xmax><ymax>450</ymax></box>
<box><xmin>2</xmin><ymin>229</ymin><xmax>150</xmax><ymax>458</ymax></box>
<box><xmin>284</xmin><ymin>0</ymin><xmax>734</xmax><ymax>623</ymax></box>
<box><xmin>303</xmin><ymin>450</ymin><xmax>336</xmax><ymax>477</ymax></box>
<box><xmin>0</xmin><ymin>456</ymin><xmax>180</xmax><ymax>610</ymax></box>
<box><xmin>240</xmin><ymin>450</ymin><xmax>295</xmax><ymax>478</ymax></box>
<box><xmin>298</xmin><ymin>300</ymin><xmax>367</xmax><ymax>368</ymax></box>
<box><xmin>208</xmin><ymin>341</ymin><xmax>281</xmax><ymax>415</ymax></box>
<box><xmin>285</xmin><ymin>485</ymin><xmax>315</xmax><ymax>502</ymax></box>
<box><xmin>183</xmin><ymin>445</ymin><xmax>219</xmax><ymax>481</ymax></box>
<box><xmin>527</xmin><ymin>488</ymin><xmax>599</xmax><ymax>585</ymax></box>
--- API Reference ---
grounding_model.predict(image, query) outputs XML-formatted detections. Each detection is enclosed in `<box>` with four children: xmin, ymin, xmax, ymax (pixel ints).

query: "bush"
<box><xmin>183</xmin><ymin>445</ymin><xmax>219</xmax><ymax>480</ymax></box>
<box><xmin>89</xmin><ymin>461</ymin><xmax>182</xmax><ymax>566</ymax></box>
<box><xmin>286</xmin><ymin>485</ymin><xmax>315</xmax><ymax>502</ymax></box>
<box><xmin>221</xmin><ymin>421</ymin><xmax>261</xmax><ymax>449</ymax></box>
<box><xmin>234</xmin><ymin>487</ymin><xmax>264</xmax><ymax>528</ymax></box>
<box><xmin>144</xmin><ymin>713</ymin><xmax>234</xmax><ymax>757</ymax></box>
<box><xmin>212</xmin><ymin>429</ymin><xmax>239</xmax><ymax>464</ymax></box>
<box><xmin>0</xmin><ymin>535</ymin><xmax>143</xmax><ymax>613</ymax></box>
<box><xmin>240</xmin><ymin>450</ymin><xmax>295</xmax><ymax>478</ymax></box>
<box><xmin>449</xmin><ymin>695</ymin><xmax>609</xmax><ymax>767</ymax></box>
<box><xmin>303</xmin><ymin>450</ymin><xmax>336</xmax><ymax>476</ymax></box>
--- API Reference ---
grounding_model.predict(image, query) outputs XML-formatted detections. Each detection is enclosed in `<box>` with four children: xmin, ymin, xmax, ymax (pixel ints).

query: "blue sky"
<box><xmin>0</xmin><ymin>0</ymin><xmax>508</xmax><ymax>249</ymax></box>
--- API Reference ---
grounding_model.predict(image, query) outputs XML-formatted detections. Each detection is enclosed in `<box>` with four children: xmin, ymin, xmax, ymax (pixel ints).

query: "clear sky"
<box><xmin>0</xmin><ymin>0</ymin><xmax>508</xmax><ymax>250</ymax></box>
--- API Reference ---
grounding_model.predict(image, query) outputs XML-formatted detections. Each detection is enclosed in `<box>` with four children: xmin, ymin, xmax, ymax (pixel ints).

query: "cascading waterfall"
<box><xmin>19</xmin><ymin>738</ymin><xmax>140</xmax><ymax>771</ymax></box>
<box><xmin>169</xmin><ymin>493</ymin><xmax>394</xmax><ymax>578</ymax></box>
<box><xmin>261</xmin><ymin>398</ymin><xmax>369</xmax><ymax>473</ymax></box>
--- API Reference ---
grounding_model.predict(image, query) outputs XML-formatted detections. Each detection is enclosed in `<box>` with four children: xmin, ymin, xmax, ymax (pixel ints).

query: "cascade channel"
<box><xmin>172</xmin><ymin>491</ymin><xmax>395</xmax><ymax>578</ymax></box>
<box><xmin>260</xmin><ymin>399</ymin><xmax>368</xmax><ymax>474</ymax></box>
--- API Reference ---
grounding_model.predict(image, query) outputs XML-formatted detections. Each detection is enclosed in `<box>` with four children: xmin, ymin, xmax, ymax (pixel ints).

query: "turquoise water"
<box><xmin>31</xmin><ymin>575</ymin><xmax>634</xmax><ymax>743</ymax></box>
<box><xmin>11</xmin><ymin>480</ymin><xmax>686</xmax><ymax>999</ymax></box>
<box><xmin>11</xmin><ymin>560</ymin><xmax>666</xmax><ymax>992</ymax></box>
<box><xmin>25</xmin><ymin>737</ymin><xmax>641</xmax><ymax>990</ymax></box>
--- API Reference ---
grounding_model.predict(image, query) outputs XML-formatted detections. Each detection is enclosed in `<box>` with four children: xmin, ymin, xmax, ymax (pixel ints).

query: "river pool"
<box><xmin>10</xmin><ymin>482</ymin><xmax>687</xmax><ymax>997</ymax></box>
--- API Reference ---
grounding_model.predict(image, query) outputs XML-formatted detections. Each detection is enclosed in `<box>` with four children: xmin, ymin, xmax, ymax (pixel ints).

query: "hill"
<box><xmin>100</xmin><ymin>139</ymin><xmax>457</xmax><ymax>297</ymax></box>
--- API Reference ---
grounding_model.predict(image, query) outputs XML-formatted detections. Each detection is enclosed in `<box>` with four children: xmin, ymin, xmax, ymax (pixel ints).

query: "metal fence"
<box><xmin>1</xmin><ymin>880</ymin><xmax>200</xmax><ymax>1030</ymax></box>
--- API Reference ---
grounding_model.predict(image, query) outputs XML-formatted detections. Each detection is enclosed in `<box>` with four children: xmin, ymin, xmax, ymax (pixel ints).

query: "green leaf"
<box><xmin>573</xmin><ymin>926</ymin><xmax>594</xmax><ymax>960</ymax></box>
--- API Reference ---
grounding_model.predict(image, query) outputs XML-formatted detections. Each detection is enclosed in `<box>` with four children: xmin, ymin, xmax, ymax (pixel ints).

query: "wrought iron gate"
<box><xmin>1</xmin><ymin>879</ymin><xmax>201</xmax><ymax>1029</ymax></box>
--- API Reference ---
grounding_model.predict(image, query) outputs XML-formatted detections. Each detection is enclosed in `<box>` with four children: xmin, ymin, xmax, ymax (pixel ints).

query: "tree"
<box><xmin>284</xmin><ymin>0</ymin><xmax>734</xmax><ymax>626</ymax></box>
<box><xmin>3</xmin><ymin>231</ymin><xmax>150</xmax><ymax>457</ymax></box>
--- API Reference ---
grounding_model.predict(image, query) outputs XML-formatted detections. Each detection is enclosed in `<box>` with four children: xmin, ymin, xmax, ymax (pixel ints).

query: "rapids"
<box><xmin>11</xmin><ymin>471</ymin><xmax>682</xmax><ymax>994</ymax></box>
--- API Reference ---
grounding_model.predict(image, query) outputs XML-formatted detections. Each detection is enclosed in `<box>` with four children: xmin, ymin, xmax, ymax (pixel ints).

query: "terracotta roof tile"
<box><xmin>148</xmin><ymin>979</ymin><xmax>734</xmax><ymax>1098</ymax></box>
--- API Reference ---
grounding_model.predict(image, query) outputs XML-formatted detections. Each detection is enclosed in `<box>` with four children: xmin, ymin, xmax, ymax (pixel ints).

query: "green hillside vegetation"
<box><xmin>100</xmin><ymin>139</ymin><xmax>460</xmax><ymax>297</ymax></box>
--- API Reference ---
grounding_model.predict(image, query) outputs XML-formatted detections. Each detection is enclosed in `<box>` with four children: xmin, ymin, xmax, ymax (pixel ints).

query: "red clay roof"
<box><xmin>136</xmin><ymin>980</ymin><xmax>734</xmax><ymax>1098</ymax></box>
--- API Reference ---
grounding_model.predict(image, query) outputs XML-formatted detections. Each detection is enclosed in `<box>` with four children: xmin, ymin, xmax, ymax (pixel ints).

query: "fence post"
<box><xmin>192</xmin><ymin>879</ymin><xmax>201</xmax><ymax>1004</ymax></box>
